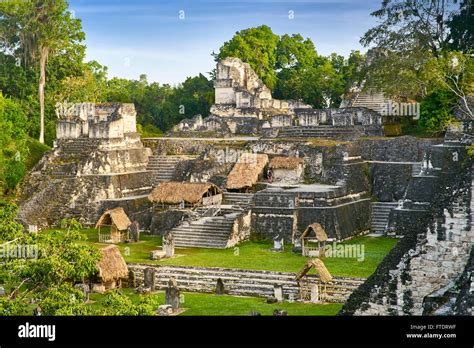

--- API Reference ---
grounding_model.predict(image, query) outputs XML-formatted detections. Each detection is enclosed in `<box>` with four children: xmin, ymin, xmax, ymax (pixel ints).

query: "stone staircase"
<box><xmin>277</xmin><ymin>126</ymin><xmax>365</xmax><ymax>139</ymax></box>
<box><xmin>58</xmin><ymin>138</ymin><xmax>100</xmax><ymax>155</ymax></box>
<box><xmin>371</xmin><ymin>202</ymin><xmax>398</xmax><ymax>234</ymax></box>
<box><xmin>222</xmin><ymin>192</ymin><xmax>254</xmax><ymax>207</ymax></box>
<box><xmin>146</xmin><ymin>155</ymin><xmax>183</xmax><ymax>186</ymax></box>
<box><xmin>351</xmin><ymin>92</ymin><xmax>386</xmax><ymax>113</ymax></box>
<box><xmin>128</xmin><ymin>264</ymin><xmax>366</xmax><ymax>303</ymax></box>
<box><xmin>170</xmin><ymin>214</ymin><xmax>239</xmax><ymax>249</ymax></box>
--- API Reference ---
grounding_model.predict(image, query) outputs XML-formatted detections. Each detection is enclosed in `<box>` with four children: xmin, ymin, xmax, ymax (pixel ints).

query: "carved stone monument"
<box><xmin>165</xmin><ymin>278</ymin><xmax>181</xmax><ymax>311</ymax></box>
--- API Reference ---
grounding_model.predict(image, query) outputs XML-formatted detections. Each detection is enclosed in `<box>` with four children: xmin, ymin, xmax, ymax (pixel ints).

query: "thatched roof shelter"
<box><xmin>96</xmin><ymin>245</ymin><xmax>128</xmax><ymax>284</ymax></box>
<box><xmin>95</xmin><ymin>207</ymin><xmax>131</xmax><ymax>231</ymax></box>
<box><xmin>295</xmin><ymin>258</ymin><xmax>332</xmax><ymax>283</ymax></box>
<box><xmin>301</xmin><ymin>223</ymin><xmax>328</xmax><ymax>242</ymax></box>
<box><xmin>226</xmin><ymin>153</ymin><xmax>268</xmax><ymax>190</ymax></box>
<box><xmin>269</xmin><ymin>156</ymin><xmax>304</xmax><ymax>170</ymax></box>
<box><xmin>148</xmin><ymin>181</ymin><xmax>222</xmax><ymax>205</ymax></box>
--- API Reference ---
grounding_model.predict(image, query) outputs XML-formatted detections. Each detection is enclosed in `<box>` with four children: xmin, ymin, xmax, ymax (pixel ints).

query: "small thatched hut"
<box><xmin>301</xmin><ymin>223</ymin><xmax>328</xmax><ymax>257</ymax></box>
<box><xmin>226</xmin><ymin>153</ymin><xmax>268</xmax><ymax>191</ymax></box>
<box><xmin>95</xmin><ymin>207</ymin><xmax>132</xmax><ymax>243</ymax></box>
<box><xmin>148</xmin><ymin>182</ymin><xmax>222</xmax><ymax>207</ymax></box>
<box><xmin>269</xmin><ymin>156</ymin><xmax>304</xmax><ymax>182</ymax></box>
<box><xmin>295</xmin><ymin>258</ymin><xmax>333</xmax><ymax>302</ymax></box>
<box><xmin>296</xmin><ymin>258</ymin><xmax>332</xmax><ymax>283</ymax></box>
<box><xmin>94</xmin><ymin>245</ymin><xmax>129</xmax><ymax>291</ymax></box>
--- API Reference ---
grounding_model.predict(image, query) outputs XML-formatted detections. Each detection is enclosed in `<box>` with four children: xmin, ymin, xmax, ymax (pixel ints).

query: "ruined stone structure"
<box><xmin>17</xmin><ymin>96</ymin><xmax>474</xmax><ymax>316</ymax></box>
<box><xmin>17</xmin><ymin>103</ymin><xmax>153</xmax><ymax>228</ymax></box>
<box><xmin>14</xmin><ymin>54</ymin><xmax>474</xmax><ymax>318</ymax></box>
<box><xmin>340</xmin><ymin>127</ymin><xmax>474</xmax><ymax>315</ymax></box>
<box><xmin>128</xmin><ymin>263</ymin><xmax>365</xmax><ymax>303</ymax></box>
<box><xmin>172</xmin><ymin>57</ymin><xmax>383</xmax><ymax>138</ymax></box>
<box><xmin>211</xmin><ymin>57</ymin><xmax>310</xmax><ymax>119</ymax></box>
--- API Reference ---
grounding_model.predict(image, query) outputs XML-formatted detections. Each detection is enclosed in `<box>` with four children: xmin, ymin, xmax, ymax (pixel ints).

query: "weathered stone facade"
<box><xmin>172</xmin><ymin>57</ymin><xmax>383</xmax><ymax>138</ymax></box>
<box><xmin>17</xmin><ymin>103</ymin><xmax>152</xmax><ymax>228</ymax></box>
<box><xmin>340</xmin><ymin>136</ymin><xmax>474</xmax><ymax>315</ymax></box>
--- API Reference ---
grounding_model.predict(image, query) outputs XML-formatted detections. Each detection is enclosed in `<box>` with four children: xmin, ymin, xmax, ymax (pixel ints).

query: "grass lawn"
<box><xmin>89</xmin><ymin>289</ymin><xmax>343</xmax><ymax>316</ymax></box>
<box><xmin>71</xmin><ymin>229</ymin><xmax>398</xmax><ymax>278</ymax></box>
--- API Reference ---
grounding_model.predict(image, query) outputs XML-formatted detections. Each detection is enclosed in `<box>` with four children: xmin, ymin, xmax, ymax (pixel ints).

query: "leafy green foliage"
<box><xmin>0</xmin><ymin>0</ymin><xmax>87</xmax><ymax>143</ymax></box>
<box><xmin>420</xmin><ymin>89</ymin><xmax>456</xmax><ymax>134</ymax></box>
<box><xmin>215</xmin><ymin>25</ymin><xmax>279</xmax><ymax>89</ymax></box>
<box><xmin>361</xmin><ymin>1</ymin><xmax>472</xmax><ymax>97</ymax></box>
<box><xmin>0</xmin><ymin>296</ymin><xmax>27</xmax><ymax>316</ymax></box>
<box><xmin>59</xmin><ymin>218</ymin><xmax>83</xmax><ymax>231</ymax></box>
<box><xmin>24</xmin><ymin>138</ymin><xmax>50</xmax><ymax>171</ymax></box>
<box><xmin>97</xmin><ymin>290</ymin><xmax>157</xmax><ymax>316</ymax></box>
<box><xmin>447</xmin><ymin>0</ymin><xmax>474</xmax><ymax>52</ymax></box>
<box><xmin>215</xmin><ymin>26</ymin><xmax>360</xmax><ymax>108</ymax></box>
<box><xmin>106</xmin><ymin>74</ymin><xmax>214</xmax><ymax>131</ymax></box>
<box><xmin>37</xmin><ymin>283</ymin><xmax>92</xmax><ymax>316</ymax></box>
<box><xmin>0</xmin><ymin>226</ymin><xmax>100</xmax><ymax>315</ymax></box>
<box><xmin>0</xmin><ymin>93</ymin><xmax>28</xmax><ymax>193</ymax></box>
<box><xmin>0</xmin><ymin>201</ymin><xmax>24</xmax><ymax>242</ymax></box>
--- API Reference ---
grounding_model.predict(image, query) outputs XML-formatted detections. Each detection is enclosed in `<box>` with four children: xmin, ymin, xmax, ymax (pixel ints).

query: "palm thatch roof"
<box><xmin>95</xmin><ymin>207</ymin><xmax>131</xmax><ymax>231</ymax></box>
<box><xmin>269</xmin><ymin>156</ymin><xmax>304</xmax><ymax>170</ymax></box>
<box><xmin>96</xmin><ymin>245</ymin><xmax>129</xmax><ymax>283</ymax></box>
<box><xmin>226</xmin><ymin>153</ymin><xmax>268</xmax><ymax>189</ymax></box>
<box><xmin>301</xmin><ymin>223</ymin><xmax>328</xmax><ymax>242</ymax></box>
<box><xmin>295</xmin><ymin>258</ymin><xmax>332</xmax><ymax>283</ymax></box>
<box><xmin>148</xmin><ymin>181</ymin><xmax>221</xmax><ymax>204</ymax></box>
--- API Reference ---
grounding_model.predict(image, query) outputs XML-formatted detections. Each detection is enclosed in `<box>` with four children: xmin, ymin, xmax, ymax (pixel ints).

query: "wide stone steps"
<box><xmin>128</xmin><ymin>264</ymin><xmax>365</xmax><ymax>302</ymax></box>
<box><xmin>170</xmin><ymin>215</ymin><xmax>236</xmax><ymax>249</ymax></box>
<box><xmin>58</xmin><ymin>139</ymin><xmax>100</xmax><ymax>155</ymax></box>
<box><xmin>146</xmin><ymin>155</ymin><xmax>184</xmax><ymax>185</ymax></box>
<box><xmin>352</xmin><ymin>93</ymin><xmax>386</xmax><ymax>112</ymax></box>
<box><xmin>222</xmin><ymin>192</ymin><xmax>254</xmax><ymax>206</ymax></box>
<box><xmin>278</xmin><ymin>126</ymin><xmax>366</xmax><ymax>139</ymax></box>
<box><xmin>371</xmin><ymin>202</ymin><xmax>398</xmax><ymax>233</ymax></box>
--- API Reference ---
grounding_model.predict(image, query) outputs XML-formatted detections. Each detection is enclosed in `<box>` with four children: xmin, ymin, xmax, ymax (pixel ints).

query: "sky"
<box><xmin>68</xmin><ymin>0</ymin><xmax>382</xmax><ymax>85</ymax></box>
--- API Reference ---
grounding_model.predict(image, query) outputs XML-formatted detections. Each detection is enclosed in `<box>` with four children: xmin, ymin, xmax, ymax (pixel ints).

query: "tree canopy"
<box><xmin>215</xmin><ymin>25</ymin><xmax>363</xmax><ymax>108</ymax></box>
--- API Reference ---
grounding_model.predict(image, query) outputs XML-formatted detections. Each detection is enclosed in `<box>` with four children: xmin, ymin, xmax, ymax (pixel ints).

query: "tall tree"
<box><xmin>216</xmin><ymin>27</ymin><xmax>346</xmax><ymax>108</ymax></box>
<box><xmin>0</xmin><ymin>0</ymin><xmax>85</xmax><ymax>143</ymax></box>
<box><xmin>361</xmin><ymin>0</ymin><xmax>462</xmax><ymax>56</ymax></box>
<box><xmin>447</xmin><ymin>0</ymin><xmax>474</xmax><ymax>52</ymax></box>
<box><xmin>360</xmin><ymin>0</ymin><xmax>471</xmax><ymax>99</ymax></box>
<box><xmin>214</xmin><ymin>25</ymin><xmax>279</xmax><ymax>89</ymax></box>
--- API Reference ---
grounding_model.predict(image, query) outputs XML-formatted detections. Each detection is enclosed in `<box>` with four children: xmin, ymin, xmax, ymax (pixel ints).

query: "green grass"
<box><xmin>24</xmin><ymin>137</ymin><xmax>51</xmax><ymax>171</ymax></box>
<box><xmin>89</xmin><ymin>289</ymin><xmax>343</xmax><ymax>316</ymax></box>
<box><xmin>75</xmin><ymin>228</ymin><xmax>164</xmax><ymax>264</ymax></box>
<box><xmin>73</xmin><ymin>229</ymin><xmax>398</xmax><ymax>278</ymax></box>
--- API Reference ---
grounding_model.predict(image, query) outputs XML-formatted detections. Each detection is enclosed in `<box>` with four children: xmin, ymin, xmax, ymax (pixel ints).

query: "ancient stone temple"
<box><xmin>211</xmin><ymin>57</ymin><xmax>310</xmax><ymax>119</ymax></box>
<box><xmin>340</xmin><ymin>124</ymin><xmax>474</xmax><ymax>316</ymax></box>
<box><xmin>172</xmin><ymin>57</ymin><xmax>383</xmax><ymax>138</ymax></box>
<box><xmin>17</xmin><ymin>103</ymin><xmax>153</xmax><ymax>228</ymax></box>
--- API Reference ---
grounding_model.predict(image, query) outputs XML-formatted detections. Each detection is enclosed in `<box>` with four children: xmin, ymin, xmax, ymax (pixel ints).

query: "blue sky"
<box><xmin>69</xmin><ymin>0</ymin><xmax>381</xmax><ymax>85</ymax></box>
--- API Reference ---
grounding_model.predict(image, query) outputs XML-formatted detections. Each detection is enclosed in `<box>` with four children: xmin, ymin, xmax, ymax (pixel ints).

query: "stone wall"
<box><xmin>251</xmin><ymin>188</ymin><xmax>370</xmax><ymax>242</ymax></box>
<box><xmin>18</xmin><ymin>130</ymin><xmax>152</xmax><ymax>228</ymax></box>
<box><xmin>340</xmin><ymin>141</ymin><xmax>474</xmax><ymax>315</ymax></box>
<box><xmin>369</xmin><ymin>163</ymin><xmax>413</xmax><ymax>202</ymax></box>
<box><xmin>150</xmin><ymin>209</ymin><xmax>191</xmax><ymax>235</ymax></box>
<box><xmin>357</xmin><ymin>136</ymin><xmax>442</xmax><ymax>162</ymax></box>
<box><xmin>56</xmin><ymin>103</ymin><xmax>137</xmax><ymax>140</ymax></box>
